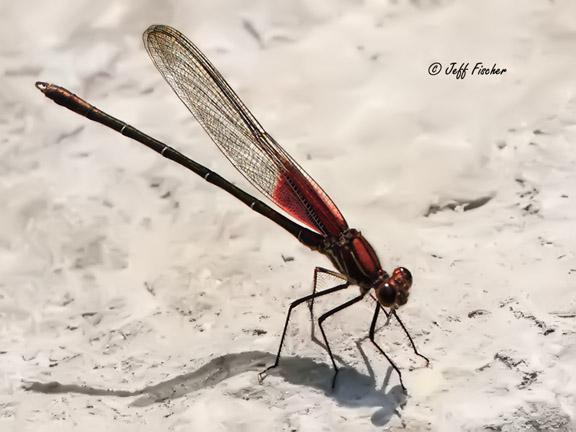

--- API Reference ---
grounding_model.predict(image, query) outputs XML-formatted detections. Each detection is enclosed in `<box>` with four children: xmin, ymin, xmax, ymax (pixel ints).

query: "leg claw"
<box><xmin>258</xmin><ymin>364</ymin><xmax>277</xmax><ymax>384</ymax></box>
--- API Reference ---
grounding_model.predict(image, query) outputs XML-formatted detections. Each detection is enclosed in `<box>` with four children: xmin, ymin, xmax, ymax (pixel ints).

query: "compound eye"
<box><xmin>393</xmin><ymin>267</ymin><xmax>412</xmax><ymax>288</ymax></box>
<box><xmin>376</xmin><ymin>282</ymin><xmax>396</xmax><ymax>306</ymax></box>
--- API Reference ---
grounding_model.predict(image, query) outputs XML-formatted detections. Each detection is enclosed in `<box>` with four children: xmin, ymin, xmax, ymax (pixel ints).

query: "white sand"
<box><xmin>1</xmin><ymin>0</ymin><xmax>576</xmax><ymax>430</ymax></box>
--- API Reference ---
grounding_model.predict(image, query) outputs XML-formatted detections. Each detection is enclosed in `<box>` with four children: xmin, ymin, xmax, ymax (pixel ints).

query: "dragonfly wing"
<box><xmin>143</xmin><ymin>25</ymin><xmax>348</xmax><ymax>236</ymax></box>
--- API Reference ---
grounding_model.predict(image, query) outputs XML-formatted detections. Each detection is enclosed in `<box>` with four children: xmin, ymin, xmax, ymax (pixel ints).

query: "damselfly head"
<box><xmin>375</xmin><ymin>267</ymin><xmax>412</xmax><ymax>307</ymax></box>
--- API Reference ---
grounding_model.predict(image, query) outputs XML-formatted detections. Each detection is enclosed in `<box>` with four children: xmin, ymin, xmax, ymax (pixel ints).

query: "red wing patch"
<box><xmin>272</xmin><ymin>164</ymin><xmax>348</xmax><ymax>236</ymax></box>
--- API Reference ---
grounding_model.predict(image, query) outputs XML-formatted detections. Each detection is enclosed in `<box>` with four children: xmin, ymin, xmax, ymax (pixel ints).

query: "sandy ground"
<box><xmin>1</xmin><ymin>0</ymin><xmax>576</xmax><ymax>430</ymax></box>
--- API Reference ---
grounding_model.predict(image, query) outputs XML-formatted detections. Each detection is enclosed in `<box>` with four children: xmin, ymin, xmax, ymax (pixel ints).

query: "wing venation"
<box><xmin>143</xmin><ymin>25</ymin><xmax>348</xmax><ymax>236</ymax></box>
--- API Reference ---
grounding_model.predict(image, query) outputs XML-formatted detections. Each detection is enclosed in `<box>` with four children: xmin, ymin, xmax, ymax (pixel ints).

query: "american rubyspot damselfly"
<box><xmin>36</xmin><ymin>24</ymin><xmax>429</xmax><ymax>390</ymax></box>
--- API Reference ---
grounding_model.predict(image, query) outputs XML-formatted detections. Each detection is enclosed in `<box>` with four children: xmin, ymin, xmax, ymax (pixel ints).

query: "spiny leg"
<box><xmin>317</xmin><ymin>293</ymin><xmax>366</xmax><ymax>389</ymax></box>
<box><xmin>308</xmin><ymin>267</ymin><xmax>348</xmax><ymax>315</ymax></box>
<box><xmin>391</xmin><ymin>309</ymin><xmax>430</xmax><ymax>366</ymax></box>
<box><xmin>370</xmin><ymin>294</ymin><xmax>429</xmax><ymax>366</ymax></box>
<box><xmin>259</xmin><ymin>282</ymin><xmax>349</xmax><ymax>382</ymax></box>
<box><xmin>308</xmin><ymin>268</ymin><xmax>349</xmax><ymax>363</ymax></box>
<box><xmin>368</xmin><ymin>303</ymin><xmax>407</xmax><ymax>391</ymax></box>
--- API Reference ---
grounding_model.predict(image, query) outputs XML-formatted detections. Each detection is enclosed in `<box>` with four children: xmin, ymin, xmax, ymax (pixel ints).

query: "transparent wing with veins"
<box><xmin>143</xmin><ymin>25</ymin><xmax>348</xmax><ymax>236</ymax></box>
